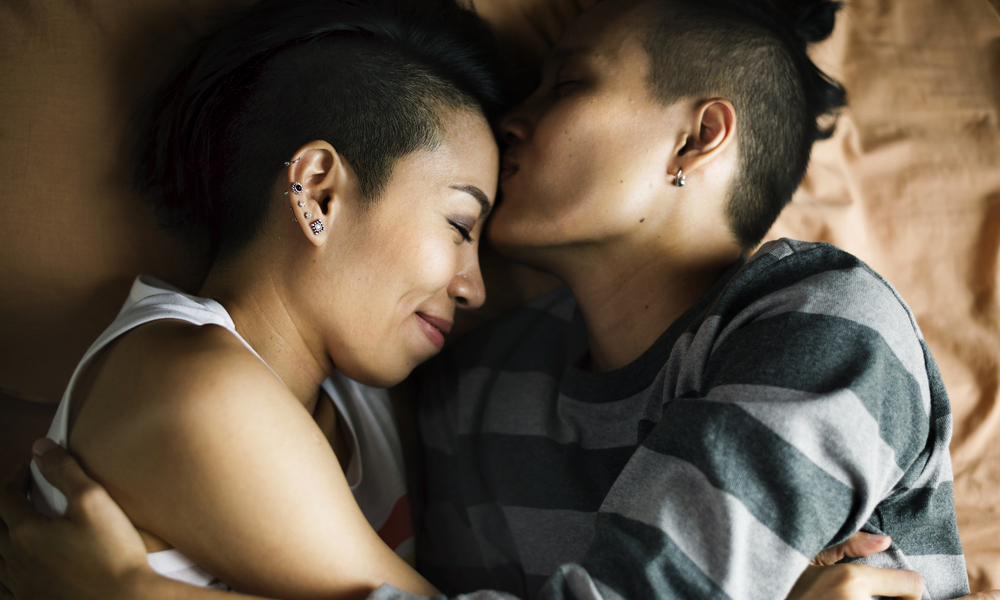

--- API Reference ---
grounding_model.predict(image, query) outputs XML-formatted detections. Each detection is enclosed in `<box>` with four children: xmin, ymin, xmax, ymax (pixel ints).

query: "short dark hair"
<box><xmin>135</xmin><ymin>0</ymin><xmax>504</xmax><ymax>258</ymax></box>
<box><xmin>639</xmin><ymin>0</ymin><xmax>846</xmax><ymax>247</ymax></box>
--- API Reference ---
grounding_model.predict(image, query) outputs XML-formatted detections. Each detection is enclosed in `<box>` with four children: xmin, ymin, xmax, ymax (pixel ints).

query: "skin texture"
<box><xmin>0</xmin><ymin>2</ymin><xmax>993</xmax><ymax>600</ymax></box>
<box><xmin>54</xmin><ymin>108</ymin><xmax>498</xmax><ymax>599</ymax></box>
<box><xmin>2</xmin><ymin>448</ymin><xmax>946</xmax><ymax>600</ymax></box>
<box><xmin>490</xmin><ymin>0</ymin><xmax>743</xmax><ymax>372</ymax></box>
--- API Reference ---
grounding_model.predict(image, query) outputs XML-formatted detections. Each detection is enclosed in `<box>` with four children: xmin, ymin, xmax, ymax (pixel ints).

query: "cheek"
<box><xmin>386</xmin><ymin>232</ymin><xmax>460</xmax><ymax>308</ymax></box>
<box><xmin>525</xmin><ymin>109</ymin><xmax>624</xmax><ymax>204</ymax></box>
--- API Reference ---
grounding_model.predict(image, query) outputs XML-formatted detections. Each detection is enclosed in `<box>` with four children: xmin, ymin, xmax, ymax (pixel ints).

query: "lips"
<box><xmin>415</xmin><ymin>312</ymin><xmax>452</xmax><ymax>350</ymax></box>
<box><xmin>500</xmin><ymin>158</ymin><xmax>519</xmax><ymax>182</ymax></box>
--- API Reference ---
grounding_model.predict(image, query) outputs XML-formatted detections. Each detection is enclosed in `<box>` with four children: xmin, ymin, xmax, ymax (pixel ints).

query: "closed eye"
<box><xmin>554</xmin><ymin>80</ymin><xmax>582</xmax><ymax>97</ymax></box>
<box><xmin>448</xmin><ymin>219</ymin><xmax>474</xmax><ymax>243</ymax></box>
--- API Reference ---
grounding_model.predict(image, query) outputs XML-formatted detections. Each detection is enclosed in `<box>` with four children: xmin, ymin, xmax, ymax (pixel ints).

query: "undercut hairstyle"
<box><xmin>639</xmin><ymin>0</ymin><xmax>847</xmax><ymax>248</ymax></box>
<box><xmin>135</xmin><ymin>0</ymin><xmax>503</xmax><ymax>258</ymax></box>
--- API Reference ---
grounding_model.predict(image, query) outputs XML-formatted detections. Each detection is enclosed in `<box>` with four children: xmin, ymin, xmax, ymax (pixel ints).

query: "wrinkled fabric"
<box><xmin>0</xmin><ymin>0</ymin><xmax>998</xmax><ymax>588</ymax></box>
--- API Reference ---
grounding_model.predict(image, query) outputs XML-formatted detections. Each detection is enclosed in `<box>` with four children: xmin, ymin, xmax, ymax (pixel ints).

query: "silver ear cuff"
<box><xmin>675</xmin><ymin>168</ymin><xmax>686</xmax><ymax>187</ymax></box>
<box><xmin>310</xmin><ymin>219</ymin><xmax>325</xmax><ymax>235</ymax></box>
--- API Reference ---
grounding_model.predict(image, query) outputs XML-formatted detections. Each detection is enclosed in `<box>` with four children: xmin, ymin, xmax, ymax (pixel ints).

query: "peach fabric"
<box><xmin>1</xmin><ymin>0</ymin><xmax>998</xmax><ymax>589</ymax></box>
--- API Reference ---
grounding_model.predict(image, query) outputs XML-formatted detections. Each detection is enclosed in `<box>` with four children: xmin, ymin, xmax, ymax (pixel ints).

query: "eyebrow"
<box><xmin>546</xmin><ymin>46</ymin><xmax>590</xmax><ymax>67</ymax></box>
<box><xmin>451</xmin><ymin>184</ymin><xmax>492</xmax><ymax>218</ymax></box>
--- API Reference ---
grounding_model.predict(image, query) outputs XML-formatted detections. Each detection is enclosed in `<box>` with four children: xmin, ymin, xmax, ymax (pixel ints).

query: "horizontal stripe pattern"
<box><xmin>601</xmin><ymin>449</ymin><xmax>810</xmax><ymax>600</ymax></box>
<box><xmin>708</xmin><ymin>384</ymin><xmax>904</xmax><ymax>508</ymax></box>
<box><xmin>413</xmin><ymin>239</ymin><xmax>968</xmax><ymax>600</ymax></box>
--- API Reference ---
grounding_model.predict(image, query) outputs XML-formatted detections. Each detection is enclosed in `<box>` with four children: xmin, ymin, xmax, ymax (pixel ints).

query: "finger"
<box><xmin>30</xmin><ymin>440</ymin><xmax>97</xmax><ymax>513</ymax></box>
<box><xmin>849</xmin><ymin>564</ymin><xmax>925</xmax><ymax>600</ymax></box>
<box><xmin>812</xmin><ymin>532</ymin><xmax>892</xmax><ymax>565</ymax></box>
<box><xmin>0</xmin><ymin>464</ymin><xmax>35</xmax><ymax>531</ymax></box>
<box><xmin>838</xmin><ymin>531</ymin><xmax>892</xmax><ymax>559</ymax></box>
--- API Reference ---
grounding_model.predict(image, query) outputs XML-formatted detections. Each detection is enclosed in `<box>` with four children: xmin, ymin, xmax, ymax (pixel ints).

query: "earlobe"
<box><xmin>283</xmin><ymin>140</ymin><xmax>352</xmax><ymax>248</ymax></box>
<box><xmin>674</xmin><ymin>167</ymin><xmax>686</xmax><ymax>187</ymax></box>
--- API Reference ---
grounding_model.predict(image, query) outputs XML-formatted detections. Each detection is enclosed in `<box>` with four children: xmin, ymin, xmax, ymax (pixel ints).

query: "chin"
<box><xmin>349</xmin><ymin>368</ymin><xmax>409</xmax><ymax>389</ymax></box>
<box><xmin>486</xmin><ymin>215</ymin><xmax>552</xmax><ymax>264</ymax></box>
<box><xmin>335</xmin><ymin>358</ymin><xmax>414</xmax><ymax>389</ymax></box>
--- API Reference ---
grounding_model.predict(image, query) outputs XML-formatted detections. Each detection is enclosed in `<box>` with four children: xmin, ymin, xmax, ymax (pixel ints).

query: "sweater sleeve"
<box><xmin>565</xmin><ymin>261</ymin><xmax>965</xmax><ymax>600</ymax></box>
<box><xmin>371</xmin><ymin>245</ymin><xmax>966</xmax><ymax>600</ymax></box>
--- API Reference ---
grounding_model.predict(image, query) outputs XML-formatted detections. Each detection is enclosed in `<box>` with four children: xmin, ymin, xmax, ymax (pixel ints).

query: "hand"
<box><xmin>0</xmin><ymin>439</ymin><xmax>151</xmax><ymax>600</ymax></box>
<box><xmin>788</xmin><ymin>563</ymin><xmax>925</xmax><ymax>600</ymax></box>
<box><xmin>812</xmin><ymin>531</ymin><xmax>892</xmax><ymax>566</ymax></box>
<box><xmin>788</xmin><ymin>532</ymin><xmax>922</xmax><ymax>600</ymax></box>
<box><xmin>792</xmin><ymin>532</ymin><xmax>1000</xmax><ymax>600</ymax></box>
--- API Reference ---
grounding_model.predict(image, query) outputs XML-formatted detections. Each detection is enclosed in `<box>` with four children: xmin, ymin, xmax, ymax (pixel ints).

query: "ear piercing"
<box><xmin>297</xmin><ymin>200</ymin><xmax>305</xmax><ymax>207</ymax></box>
<box><xmin>675</xmin><ymin>167</ymin><xmax>686</xmax><ymax>187</ymax></box>
<box><xmin>284</xmin><ymin>158</ymin><xmax>305</xmax><ymax>197</ymax></box>
<box><xmin>309</xmin><ymin>219</ymin><xmax>325</xmax><ymax>235</ymax></box>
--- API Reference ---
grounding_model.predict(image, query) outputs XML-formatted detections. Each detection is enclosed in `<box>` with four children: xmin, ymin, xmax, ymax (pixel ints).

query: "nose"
<box><xmin>448</xmin><ymin>256</ymin><xmax>486</xmax><ymax>311</ymax></box>
<box><xmin>498</xmin><ymin>110</ymin><xmax>532</xmax><ymax>147</ymax></box>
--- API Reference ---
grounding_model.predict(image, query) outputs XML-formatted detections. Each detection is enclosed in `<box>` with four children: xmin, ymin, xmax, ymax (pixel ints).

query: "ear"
<box><xmin>284</xmin><ymin>140</ymin><xmax>357</xmax><ymax>247</ymax></box>
<box><xmin>669</xmin><ymin>99</ymin><xmax>736</xmax><ymax>184</ymax></box>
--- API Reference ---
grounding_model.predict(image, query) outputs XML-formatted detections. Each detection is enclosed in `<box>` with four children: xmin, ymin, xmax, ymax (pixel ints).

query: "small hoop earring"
<box><xmin>284</xmin><ymin>158</ymin><xmax>301</xmax><ymax>167</ymax></box>
<box><xmin>675</xmin><ymin>167</ymin><xmax>686</xmax><ymax>187</ymax></box>
<box><xmin>291</xmin><ymin>182</ymin><xmax>304</xmax><ymax>195</ymax></box>
<box><xmin>310</xmin><ymin>219</ymin><xmax>325</xmax><ymax>235</ymax></box>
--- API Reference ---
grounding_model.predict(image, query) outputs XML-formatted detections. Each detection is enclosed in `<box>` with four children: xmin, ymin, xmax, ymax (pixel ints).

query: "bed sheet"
<box><xmin>0</xmin><ymin>0</ymin><xmax>998</xmax><ymax>588</ymax></box>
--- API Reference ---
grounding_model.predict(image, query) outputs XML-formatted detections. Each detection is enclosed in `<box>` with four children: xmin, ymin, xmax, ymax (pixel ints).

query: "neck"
<box><xmin>198</xmin><ymin>253</ymin><xmax>331</xmax><ymax>413</ymax></box>
<box><xmin>553</xmin><ymin>240</ymin><xmax>741</xmax><ymax>373</ymax></box>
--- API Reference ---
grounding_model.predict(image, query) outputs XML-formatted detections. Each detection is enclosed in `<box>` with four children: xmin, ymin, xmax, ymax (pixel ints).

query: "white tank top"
<box><xmin>30</xmin><ymin>276</ymin><xmax>413</xmax><ymax>589</ymax></box>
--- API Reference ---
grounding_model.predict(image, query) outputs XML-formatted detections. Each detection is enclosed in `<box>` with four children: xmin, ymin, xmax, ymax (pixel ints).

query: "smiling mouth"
<box><xmin>415</xmin><ymin>312</ymin><xmax>452</xmax><ymax>350</ymax></box>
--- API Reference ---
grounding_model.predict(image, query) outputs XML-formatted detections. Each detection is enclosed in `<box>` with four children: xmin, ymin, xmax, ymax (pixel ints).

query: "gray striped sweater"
<box><xmin>381</xmin><ymin>239</ymin><xmax>968</xmax><ymax>600</ymax></box>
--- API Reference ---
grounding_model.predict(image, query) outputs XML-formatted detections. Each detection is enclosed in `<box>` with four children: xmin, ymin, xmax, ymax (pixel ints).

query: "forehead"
<box><xmin>427</xmin><ymin>109</ymin><xmax>498</xmax><ymax>178</ymax></box>
<box><xmin>380</xmin><ymin>108</ymin><xmax>497</xmax><ymax>204</ymax></box>
<box><xmin>555</xmin><ymin>0</ymin><xmax>654</xmax><ymax>57</ymax></box>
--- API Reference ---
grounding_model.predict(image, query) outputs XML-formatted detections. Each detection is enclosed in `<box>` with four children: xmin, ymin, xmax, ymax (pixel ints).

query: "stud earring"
<box><xmin>304</xmin><ymin>212</ymin><xmax>312</xmax><ymax>219</ymax></box>
<box><xmin>309</xmin><ymin>219</ymin><xmax>325</xmax><ymax>235</ymax></box>
<box><xmin>675</xmin><ymin>167</ymin><xmax>686</xmax><ymax>187</ymax></box>
<box><xmin>291</xmin><ymin>182</ymin><xmax>303</xmax><ymax>195</ymax></box>
<box><xmin>297</xmin><ymin>200</ymin><xmax>305</xmax><ymax>207</ymax></box>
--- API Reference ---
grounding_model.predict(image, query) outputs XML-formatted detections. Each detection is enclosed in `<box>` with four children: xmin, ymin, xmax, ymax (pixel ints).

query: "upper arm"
<box><xmin>68</xmin><ymin>323</ymin><xmax>434</xmax><ymax>599</ymax></box>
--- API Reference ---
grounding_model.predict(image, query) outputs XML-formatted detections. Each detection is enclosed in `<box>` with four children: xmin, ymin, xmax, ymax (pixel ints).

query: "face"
<box><xmin>316</xmin><ymin>110</ymin><xmax>498</xmax><ymax>387</ymax></box>
<box><xmin>488</xmin><ymin>0</ymin><xmax>685</xmax><ymax>260</ymax></box>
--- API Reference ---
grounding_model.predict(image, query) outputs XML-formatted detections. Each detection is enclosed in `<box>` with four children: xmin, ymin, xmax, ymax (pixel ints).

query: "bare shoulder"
<box><xmin>62</xmin><ymin>320</ymin><xmax>433</xmax><ymax>595</ymax></box>
<box><xmin>67</xmin><ymin>318</ymin><xmax>298</xmax><ymax>488</ymax></box>
<box><xmin>87</xmin><ymin>318</ymin><xmax>289</xmax><ymax>413</ymax></box>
